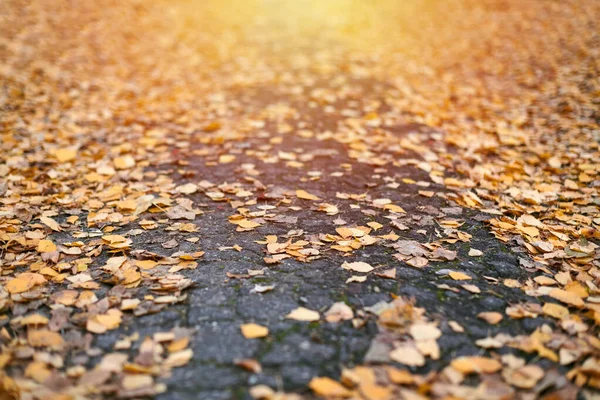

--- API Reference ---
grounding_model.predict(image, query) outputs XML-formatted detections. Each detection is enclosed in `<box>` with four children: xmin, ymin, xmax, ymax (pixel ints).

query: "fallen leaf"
<box><xmin>451</xmin><ymin>356</ymin><xmax>502</xmax><ymax>374</ymax></box>
<box><xmin>37</xmin><ymin>239</ymin><xmax>57</xmax><ymax>253</ymax></box>
<box><xmin>341</xmin><ymin>261</ymin><xmax>374</xmax><ymax>273</ymax></box>
<box><xmin>389</xmin><ymin>345</ymin><xmax>425</xmax><ymax>367</ymax></box>
<box><xmin>40</xmin><ymin>216</ymin><xmax>62</xmax><ymax>231</ymax></box>
<box><xmin>502</xmin><ymin>365</ymin><xmax>544</xmax><ymax>389</ymax></box>
<box><xmin>122</xmin><ymin>374</ymin><xmax>153</xmax><ymax>390</ymax></box>
<box><xmin>346</xmin><ymin>275</ymin><xmax>367</xmax><ymax>284</ymax></box>
<box><xmin>309</xmin><ymin>377</ymin><xmax>352</xmax><ymax>397</ymax></box>
<box><xmin>542</xmin><ymin>303</ymin><xmax>569</xmax><ymax>319</ymax></box>
<box><xmin>286</xmin><ymin>307</ymin><xmax>320</xmax><ymax>322</ymax></box>
<box><xmin>164</xmin><ymin>348</ymin><xmax>193</xmax><ymax>368</ymax></box>
<box><xmin>296</xmin><ymin>189</ymin><xmax>320</xmax><ymax>200</ymax></box>
<box><xmin>477</xmin><ymin>312</ymin><xmax>503</xmax><ymax>324</ymax></box>
<box><xmin>375</xmin><ymin>268</ymin><xmax>396</xmax><ymax>280</ymax></box>
<box><xmin>548</xmin><ymin>288</ymin><xmax>585</xmax><ymax>308</ymax></box>
<box><xmin>114</xmin><ymin>155</ymin><xmax>136</xmax><ymax>169</ymax></box>
<box><xmin>240</xmin><ymin>323</ymin><xmax>269</xmax><ymax>339</ymax></box>
<box><xmin>448</xmin><ymin>321</ymin><xmax>464</xmax><ymax>333</ymax></box>
<box><xmin>55</xmin><ymin>147</ymin><xmax>78</xmax><ymax>162</ymax></box>
<box><xmin>27</xmin><ymin>329</ymin><xmax>64</xmax><ymax>350</ymax></box>
<box><xmin>234</xmin><ymin>358</ymin><xmax>262</xmax><ymax>373</ymax></box>
<box><xmin>449</xmin><ymin>271</ymin><xmax>472</xmax><ymax>281</ymax></box>
<box><xmin>409</xmin><ymin>323</ymin><xmax>441</xmax><ymax>341</ymax></box>
<box><xmin>325</xmin><ymin>302</ymin><xmax>354</xmax><ymax>323</ymax></box>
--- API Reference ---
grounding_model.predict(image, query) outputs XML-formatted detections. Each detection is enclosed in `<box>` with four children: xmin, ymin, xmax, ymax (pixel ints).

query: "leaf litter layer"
<box><xmin>1</xmin><ymin>0</ymin><xmax>599</xmax><ymax>399</ymax></box>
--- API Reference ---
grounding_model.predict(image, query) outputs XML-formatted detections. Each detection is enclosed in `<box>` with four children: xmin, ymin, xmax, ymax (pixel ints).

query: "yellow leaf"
<box><xmin>240</xmin><ymin>323</ymin><xmax>269</xmax><ymax>339</ymax></box>
<box><xmin>164</xmin><ymin>349</ymin><xmax>194</xmax><ymax>368</ymax></box>
<box><xmin>28</xmin><ymin>329</ymin><xmax>64</xmax><ymax>350</ymax></box>
<box><xmin>40</xmin><ymin>216</ymin><xmax>62</xmax><ymax>231</ymax></box>
<box><xmin>341</xmin><ymin>261</ymin><xmax>374</xmax><ymax>273</ymax></box>
<box><xmin>389</xmin><ymin>345</ymin><xmax>425</xmax><ymax>367</ymax></box>
<box><xmin>548</xmin><ymin>288</ymin><xmax>585</xmax><ymax>308</ymax></box>
<box><xmin>564</xmin><ymin>281</ymin><xmax>588</xmax><ymax>298</ymax></box>
<box><xmin>285</xmin><ymin>307</ymin><xmax>320</xmax><ymax>321</ymax></box>
<box><xmin>167</xmin><ymin>337</ymin><xmax>190</xmax><ymax>353</ymax></box>
<box><xmin>542</xmin><ymin>303</ymin><xmax>569</xmax><ymax>320</ymax></box>
<box><xmin>296</xmin><ymin>189</ymin><xmax>320</xmax><ymax>201</ymax></box>
<box><xmin>346</xmin><ymin>275</ymin><xmax>367</xmax><ymax>284</ymax></box>
<box><xmin>20</xmin><ymin>314</ymin><xmax>49</xmax><ymax>326</ymax></box>
<box><xmin>37</xmin><ymin>239</ymin><xmax>57</xmax><ymax>253</ymax></box>
<box><xmin>517</xmin><ymin>225</ymin><xmax>539</xmax><ymax>237</ymax></box>
<box><xmin>309</xmin><ymin>377</ymin><xmax>352</xmax><ymax>398</ymax></box>
<box><xmin>384</xmin><ymin>204</ymin><xmax>406</xmax><ymax>213</ymax></box>
<box><xmin>203</xmin><ymin>121</ymin><xmax>221</xmax><ymax>132</ymax></box>
<box><xmin>55</xmin><ymin>147</ymin><xmax>77</xmax><ymax>162</ymax></box>
<box><xmin>54</xmin><ymin>290</ymin><xmax>79</xmax><ymax>306</ymax></box>
<box><xmin>502</xmin><ymin>365</ymin><xmax>544</xmax><ymax>389</ymax></box>
<box><xmin>461</xmin><ymin>284</ymin><xmax>480</xmax><ymax>294</ymax></box>
<box><xmin>451</xmin><ymin>356</ymin><xmax>502</xmax><ymax>374</ymax></box>
<box><xmin>336</xmin><ymin>227</ymin><xmax>353</xmax><ymax>238</ymax></box>
<box><xmin>87</xmin><ymin>310</ymin><xmax>122</xmax><ymax>333</ymax></box>
<box><xmin>237</xmin><ymin>219</ymin><xmax>261</xmax><ymax>229</ymax></box>
<box><xmin>136</xmin><ymin>260</ymin><xmax>158</xmax><ymax>270</ymax></box>
<box><xmin>121</xmin><ymin>268</ymin><xmax>141</xmax><ymax>285</ymax></box>
<box><xmin>449</xmin><ymin>271</ymin><xmax>471</xmax><ymax>281</ymax></box>
<box><xmin>409</xmin><ymin>323</ymin><xmax>441</xmax><ymax>341</ymax></box>
<box><xmin>367</xmin><ymin>222</ymin><xmax>383</xmax><ymax>231</ymax></box>
<box><xmin>325</xmin><ymin>302</ymin><xmax>354</xmax><ymax>323</ymax></box>
<box><xmin>86</xmin><ymin>318</ymin><xmax>107</xmax><ymax>334</ymax></box>
<box><xmin>176</xmin><ymin>183</ymin><xmax>198</xmax><ymax>194</ymax></box>
<box><xmin>219</xmin><ymin>154</ymin><xmax>236</xmax><ymax>163</ymax></box>
<box><xmin>6</xmin><ymin>273</ymin><xmax>46</xmax><ymax>294</ymax></box>
<box><xmin>534</xmin><ymin>276</ymin><xmax>556</xmax><ymax>286</ymax></box>
<box><xmin>114</xmin><ymin>155</ymin><xmax>136</xmax><ymax>169</ymax></box>
<box><xmin>122</xmin><ymin>374</ymin><xmax>153</xmax><ymax>390</ymax></box>
<box><xmin>234</xmin><ymin>358</ymin><xmax>262</xmax><ymax>373</ymax></box>
<box><xmin>386</xmin><ymin>367</ymin><xmax>414</xmax><ymax>385</ymax></box>
<box><xmin>359</xmin><ymin>383</ymin><xmax>392</xmax><ymax>400</ymax></box>
<box><xmin>25</xmin><ymin>361</ymin><xmax>52</xmax><ymax>383</ymax></box>
<box><xmin>0</xmin><ymin>373</ymin><xmax>19</xmax><ymax>398</ymax></box>
<box><xmin>448</xmin><ymin>321</ymin><xmax>464</xmax><ymax>333</ymax></box>
<box><xmin>5</xmin><ymin>277</ymin><xmax>31</xmax><ymax>294</ymax></box>
<box><xmin>96</xmin><ymin>310</ymin><xmax>123</xmax><ymax>330</ymax></box>
<box><xmin>121</xmin><ymin>299</ymin><xmax>141</xmax><ymax>311</ymax></box>
<box><xmin>116</xmin><ymin>199</ymin><xmax>138</xmax><ymax>211</ymax></box>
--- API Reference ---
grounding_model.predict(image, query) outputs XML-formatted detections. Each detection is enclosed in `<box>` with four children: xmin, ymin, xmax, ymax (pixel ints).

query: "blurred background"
<box><xmin>1</xmin><ymin>0</ymin><xmax>598</xmax><ymax>131</ymax></box>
